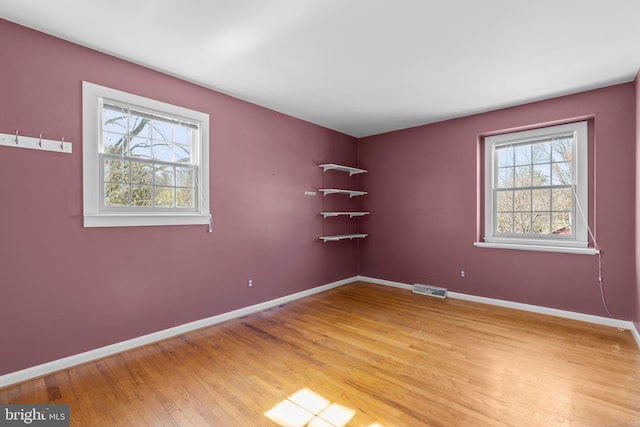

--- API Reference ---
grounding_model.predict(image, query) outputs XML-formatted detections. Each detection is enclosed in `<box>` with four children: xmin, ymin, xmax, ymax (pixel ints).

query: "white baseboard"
<box><xmin>0</xmin><ymin>276</ymin><xmax>357</xmax><ymax>389</ymax></box>
<box><xmin>354</xmin><ymin>276</ymin><xmax>413</xmax><ymax>290</ymax></box>
<box><xmin>356</xmin><ymin>275</ymin><xmax>637</xmax><ymax>332</ymax></box>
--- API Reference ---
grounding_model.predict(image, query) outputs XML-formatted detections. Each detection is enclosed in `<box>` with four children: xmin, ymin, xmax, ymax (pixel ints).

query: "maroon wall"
<box><xmin>635</xmin><ymin>71</ymin><xmax>640</xmax><ymax>332</ymax></box>
<box><xmin>358</xmin><ymin>84</ymin><xmax>636</xmax><ymax>319</ymax></box>
<box><xmin>0</xmin><ymin>19</ymin><xmax>358</xmax><ymax>374</ymax></box>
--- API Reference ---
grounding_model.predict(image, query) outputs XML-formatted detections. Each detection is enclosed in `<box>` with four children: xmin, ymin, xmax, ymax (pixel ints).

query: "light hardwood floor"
<box><xmin>2</xmin><ymin>281</ymin><xmax>639</xmax><ymax>426</ymax></box>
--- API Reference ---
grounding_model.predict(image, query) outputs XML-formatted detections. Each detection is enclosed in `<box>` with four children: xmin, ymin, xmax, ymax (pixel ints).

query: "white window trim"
<box><xmin>475</xmin><ymin>121</ymin><xmax>599</xmax><ymax>255</ymax></box>
<box><xmin>82</xmin><ymin>81</ymin><xmax>210</xmax><ymax>228</ymax></box>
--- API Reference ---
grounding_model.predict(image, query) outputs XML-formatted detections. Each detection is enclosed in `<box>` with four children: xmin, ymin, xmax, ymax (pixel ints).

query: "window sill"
<box><xmin>84</xmin><ymin>213</ymin><xmax>211</xmax><ymax>228</ymax></box>
<box><xmin>473</xmin><ymin>241</ymin><xmax>599</xmax><ymax>255</ymax></box>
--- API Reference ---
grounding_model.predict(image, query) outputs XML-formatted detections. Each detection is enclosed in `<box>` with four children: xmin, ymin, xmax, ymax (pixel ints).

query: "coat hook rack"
<box><xmin>0</xmin><ymin>131</ymin><xmax>72</xmax><ymax>154</ymax></box>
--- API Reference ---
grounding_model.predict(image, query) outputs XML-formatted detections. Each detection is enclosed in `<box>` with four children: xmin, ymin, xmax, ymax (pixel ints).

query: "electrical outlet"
<box><xmin>248</xmin><ymin>279</ymin><xmax>253</xmax><ymax>288</ymax></box>
<box><xmin>304</xmin><ymin>191</ymin><xmax>317</xmax><ymax>196</ymax></box>
<box><xmin>460</xmin><ymin>270</ymin><xmax>465</xmax><ymax>278</ymax></box>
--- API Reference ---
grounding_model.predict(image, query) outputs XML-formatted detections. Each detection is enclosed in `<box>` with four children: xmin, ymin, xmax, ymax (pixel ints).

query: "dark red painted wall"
<box><xmin>0</xmin><ymin>19</ymin><xmax>358</xmax><ymax>375</ymax></box>
<box><xmin>634</xmin><ymin>72</ymin><xmax>640</xmax><ymax>333</ymax></box>
<box><xmin>358</xmin><ymin>84</ymin><xmax>636</xmax><ymax>319</ymax></box>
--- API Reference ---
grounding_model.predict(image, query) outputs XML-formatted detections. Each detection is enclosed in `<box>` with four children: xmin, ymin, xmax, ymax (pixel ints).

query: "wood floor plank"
<box><xmin>1</xmin><ymin>281</ymin><xmax>639</xmax><ymax>426</ymax></box>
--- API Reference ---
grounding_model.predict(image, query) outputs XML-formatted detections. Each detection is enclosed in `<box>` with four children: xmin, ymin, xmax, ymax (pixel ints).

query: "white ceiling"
<box><xmin>1</xmin><ymin>1</ymin><xmax>640</xmax><ymax>137</ymax></box>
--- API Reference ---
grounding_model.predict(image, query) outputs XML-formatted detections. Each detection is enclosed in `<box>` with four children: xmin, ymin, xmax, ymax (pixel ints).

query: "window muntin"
<box><xmin>483</xmin><ymin>121</ymin><xmax>588</xmax><ymax>249</ymax></box>
<box><xmin>83</xmin><ymin>81</ymin><xmax>210</xmax><ymax>228</ymax></box>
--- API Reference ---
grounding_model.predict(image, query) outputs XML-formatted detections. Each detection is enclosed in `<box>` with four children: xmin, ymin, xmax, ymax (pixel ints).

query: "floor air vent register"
<box><xmin>412</xmin><ymin>284</ymin><xmax>447</xmax><ymax>299</ymax></box>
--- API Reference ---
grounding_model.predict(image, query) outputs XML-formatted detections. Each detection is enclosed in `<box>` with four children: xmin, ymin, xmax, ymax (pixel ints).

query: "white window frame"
<box><xmin>82</xmin><ymin>81</ymin><xmax>210</xmax><ymax>228</ymax></box>
<box><xmin>475</xmin><ymin>121</ymin><xmax>598</xmax><ymax>255</ymax></box>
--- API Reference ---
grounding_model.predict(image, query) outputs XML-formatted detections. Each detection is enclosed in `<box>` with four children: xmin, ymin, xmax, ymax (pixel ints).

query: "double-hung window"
<box><xmin>476</xmin><ymin>121</ymin><xmax>597</xmax><ymax>254</ymax></box>
<box><xmin>83</xmin><ymin>81</ymin><xmax>210</xmax><ymax>228</ymax></box>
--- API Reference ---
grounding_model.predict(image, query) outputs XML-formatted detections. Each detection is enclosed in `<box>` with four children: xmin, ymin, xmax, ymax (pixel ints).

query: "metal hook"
<box><xmin>60</xmin><ymin>137</ymin><xmax>64</xmax><ymax>150</ymax></box>
<box><xmin>39</xmin><ymin>134</ymin><xmax>43</xmax><ymax>148</ymax></box>
<box><xmin>15</xmin><ymin>130</ymin><xmax>18</xmax><ymax>145</ymax></box>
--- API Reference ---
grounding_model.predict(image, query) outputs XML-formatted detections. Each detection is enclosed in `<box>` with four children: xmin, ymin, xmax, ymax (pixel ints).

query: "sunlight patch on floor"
<box><xmin>265</xmin><ymin>388</ymin><xmax>357</xmax><ymax>427</ymax></box>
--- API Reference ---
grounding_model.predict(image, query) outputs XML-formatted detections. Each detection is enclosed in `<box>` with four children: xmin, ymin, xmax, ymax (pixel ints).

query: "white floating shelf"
<box><xmin>0</xmin><ymin>132</ymin><xmax>72</xmax><ymax>154</ymax></box>
<box><xmin>319</xmin><ymin>233</ymin><xmax>368</xmax><ymax>242</ymax></box>
<box><xmin>321</xmin><ymin>212</ymin><xmax>370</xmax><ymax>219</ymax></box>
<box><xmin>319</xmin><ymin>163</ymin><xmax>367</xmax><ymax>176</ymax></box>
<box><xmin>319</xmin><ymin>188</ymin><xmax>367</xmax><ymax>198</ymax></box>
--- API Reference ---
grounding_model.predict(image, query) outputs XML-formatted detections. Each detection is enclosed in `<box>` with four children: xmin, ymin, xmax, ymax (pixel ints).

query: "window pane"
<box><xmin>532</xmin><ymin>213</ymin><xmax>551</xmax><ymax>234</ymax></box>
<box><xmin>129</xmin><ymin>137</ymin><xmax>152</xmax><ymax>158</ymax></box>
<box><xmin>175</xmin><ymin>126</ymin><xmax>191</xmax><ymax>145</ymax></box>
<box><xmin>155</xmin><ymin>187</ymin><xmax>175</xmax><ymax>207</ymax></box>
<box><xmin>514</xmin><ymin>213</ymin><xmax>532</xmax><ymax>233</ymax></box>
<box><xmin>103</xmin><ymin>110</ymin><xmax>128</xmax><ymax>134</ymax></box>
<box><xmin>174</xmin><ymin>143</ymin><xmax>192</xmax><ymax>163</ymax></box>
<box><xmin>552</xmin><ymin>188</ymin><xmax>572</xmax><ymax>211</ymax></box>
<box><xmin>176</xmin><ymin>188</ymin><xmax>195</xmax><ymax>208</ymax></box>
<box><xmin>152</xmin><ymin>141</ymin><xmax>173</xmax><ymax>162</ymax></box>
<box><xmin>551</xmin><ymin>212</ymin><xmax>572</xmax><ymax>234</ymax></box>
<box><xmin>532</xmin><ymin>142</ymin><xmax>551</xmax><ymax>164</ymax></box>
<box><xmin>103</xmin><ymin>132</ymin><xmax>126</xmax><ymax>155</ymax></box>
<box><xmin>129</xmin><ymin>117</ymin><xmax>152</xmax><ymax>138</ymax></box>
<box><xmin>104</xmin><ymin>159</ymin><xmax>129</xmax><ymax>183</ymax></box>
<box><xmin>155</xmin><ymin>165</ymin><xmax>175</xmax><ymax>186</ymax></box>
<box><xmin>131</xmin><ymin>186</ymin><xmax>153</xmax><ymax>207</ymax></box>
<box><xmin>552</xmin><ymin>138</ymin><xmax>572</xmax><ymax>162</ymax></box>
<box><xmin>532</xmin><ymin>189</ymin><xmax>550</xmax><ymax>211</ymax></box>
<box><xmin>497</xmin><ymin>146</ymin><xmax>514</xmax><ymax>167</ymax></box>
<box><xmin>496</xmin><ymin>190</ymin><xmax>513</xmax><ymax>212</ymax></box>
<box><xmin>105</xmin><ymin>183</ymin><xmax>129</xmax><ymax>207</ymax></box>
<box><xmin>532</xmin><ymin>163</ymin><xmax>551</xmax><ymax>186</ymax></box>
<box><xmin>513</xmin><ymin>189</ymin><xmax>531</xmax><ymax>211</ymax></box>
<box><xmin>152</xmin><ymin>121</ymin><xmax>173</xmax><ymax>142</ymax></box>
<box><xmin>514</xmin><ymin>145</ymin><xmax>531</xmax><ymax>165</ymax></box>
<box><xmin>497</xmin><ymin>213</ymin><xmax>513</xmax><ymax>233</ymax></box>
<box><xmin>552</xmin><ymin>161</ymin><xmax>572</xmax><ymax>185</ymax></box>
<box><xmin>176</xmin><ymin>166</ymin><xmax>194</xmax><ymax>187</ymax></box>
<box><xmin>131</xmin><ymin>162</ymin><xmax>153</xmax><ymax>185</ymax></box>
<box><xmin>514</xmin><ymin>166</ymin><xmax>532</xmax><ymax>187</ymax></box>
<box><xmin>497</xmin><ymin>167</ymin><xmax>514</xmax><ymax>188</ymax></box>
